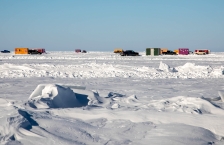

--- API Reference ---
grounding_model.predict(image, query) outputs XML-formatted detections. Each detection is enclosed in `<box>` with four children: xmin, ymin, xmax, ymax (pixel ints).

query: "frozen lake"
<box><xmin>0</xmin><ymin>51</ymin><xmax>224</xmax><ymax>145</ymax></box>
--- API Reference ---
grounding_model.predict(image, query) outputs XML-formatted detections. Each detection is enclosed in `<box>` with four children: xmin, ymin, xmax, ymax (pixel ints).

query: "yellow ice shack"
<box><xmin>114</xmin><ymin>48</ymin><xmax>123</xmax><ymax>53</ymax></box>
<box><xmin>15</xmin><ymin>48</ymin><xmax>29</xmax><ymax>54</ymax></box>
<box><xmin>174</xmin><ymin>49</ymin><xmax>179</xmax><ymax>54</ymax></box>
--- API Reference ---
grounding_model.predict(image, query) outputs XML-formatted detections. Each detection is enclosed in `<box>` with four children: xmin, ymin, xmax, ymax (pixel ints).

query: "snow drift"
<box><xmin>28</xmin><ymin>84</ymin><xmax>91</xmax><ymax>109</ymax></box>
<box><xmin>28</xmin><ymin>84</ymin><xmax>224</xmax><ymax>115</ymax></box>
<box><xmin>27</xmin><ymin>84</ymin><xmax>141</xmax><ymax>109</ymax></box>
<box><xmin>1</xmin><ymin>83</ymin><xmax>224</xmax><ymax>145</ymax></box>
<box><xmin>147</xmin><ymin>96</ymin><xmax>224</xmax><ymax>115</ymax></box>
<box><xmin>0</xmin><ymin>61</ymin><xmax>223</xmax><ymax>79</ymax></box>
<box><xmin>158</xmin><ymin>61</ymin><xmax>177</xmax><ymax>72</ymax></box>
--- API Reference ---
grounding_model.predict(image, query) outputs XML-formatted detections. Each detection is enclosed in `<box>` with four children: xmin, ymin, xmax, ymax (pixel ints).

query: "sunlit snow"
<box><xmin>0</xmin><ymin>51</ymin><xmax>224</xmax><ymax>145</ymax></box>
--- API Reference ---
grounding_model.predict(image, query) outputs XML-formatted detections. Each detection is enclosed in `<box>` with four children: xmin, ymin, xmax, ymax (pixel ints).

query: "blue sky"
<box><xmin>0</xmin><ymin>0</ymin><xmax>224</xmax><ymax>51</ymax></box>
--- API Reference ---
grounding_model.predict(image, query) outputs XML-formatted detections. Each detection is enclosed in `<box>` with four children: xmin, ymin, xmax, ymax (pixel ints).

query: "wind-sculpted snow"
<box><xmin>1</xmin><ymin>84</ymin><xmax>224</xmax><ymax>144</ymax></box>
<box><xmin>147</xmin><ymin>96</ymin><xmax>224</xmax><ymax>115</ymax></box>
<box><xmin>28</xmin><ymin>84</ymin><xmax>139</xmax><ymax>109</ymax></box>
<box><xmin>28</xmin><ymin>84</ymin><xmax>101</xmax><ymax>109</ymax></box>
<box><xmin>29</xmin><ymin>84</ymin><xmax>224</xmax><ymax>114</ymax></box>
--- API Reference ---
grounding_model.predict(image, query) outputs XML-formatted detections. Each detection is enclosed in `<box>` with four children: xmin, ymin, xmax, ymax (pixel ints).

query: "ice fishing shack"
<box><xmin>146</xmin><ymin>48</ymin><xmax>161</xmax><ymax>56</ymax></box>
<box><xmin>178</xmin><ymin>48</ymin><xmax>189</xmax><ymax>55</ymax></box>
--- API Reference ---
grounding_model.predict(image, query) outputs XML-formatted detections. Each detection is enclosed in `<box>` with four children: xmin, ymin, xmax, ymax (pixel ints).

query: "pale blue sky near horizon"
<box><xmin>0</xmin><ymin>0</ymin><xmax>224</xmax><ymax>52</ymax></box>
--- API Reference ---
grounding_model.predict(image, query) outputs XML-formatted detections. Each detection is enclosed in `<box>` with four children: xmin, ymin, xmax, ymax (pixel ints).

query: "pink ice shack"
<box><xmin>178</xmin><ymin>48</ymin><xmax>189</xmax><ymax>55</ymax></box>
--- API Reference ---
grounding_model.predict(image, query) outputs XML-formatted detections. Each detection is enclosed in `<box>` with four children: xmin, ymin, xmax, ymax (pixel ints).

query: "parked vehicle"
<box><xmin>120</xmin><ymin>50</ymin><xmax>139</xmax><ymax>56</ymax></box>
<box><xmin>75</xmin><ymin>49</ymin><xmax>81</xmax><ymax>53</ymax></box>
<box><xmin>194</xmin><ymin>50</ymin><xmax>206</xmax><ymax>55</ymax></box>
<box><xmin>160</xmin><ymin>48</ymin><xmax>168</xmax><ymax>54</ymax></box>
<box><xmin>162</xmin><ymin>50</ymin><xmax>176</xmax><ymax>55</ymax></box>
<box><xmin>28</xmin><ymin>49</ymin><xmax>42</xmax><ymax>55</ymax></box>
<box><xmin>195</xmin><ymin>49</ymin><xmax>210</xmax><ymax>55</ymax></box>
<box><xmin>32</xmin><ymin>48</ymin><xmax>46</xmax><ymax>53</ymax></box>
<box><xmin>1</xmin><ymin>50</ymin><xmax>10</xmax><ymax>53</ymax></box>
<box><xmin>114</xmin><ymin>48</ymin><xmax>123</xmax><ymax>53</ymax></box>
<box><xmin>174</xmin><ymin>49</ymin><xmax>179</xmax><ymax>55</ymax></box>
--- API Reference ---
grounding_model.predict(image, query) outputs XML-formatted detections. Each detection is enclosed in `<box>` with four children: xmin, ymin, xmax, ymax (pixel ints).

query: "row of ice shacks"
<box><xmin>146</xmin><ymin>48</ymin><xmax>210</xmax><ymax>56</ymax></box>
<box><xmin>75</xmin><ymin>49</ymin><xmax>87</xmax><ymax>53</ymax></box>
<box><xmin>175</xmin><ymin>49</ymin><xmax>210</xmax><ymax>55</ymax></box>
<box><xmin>14</xmin><ymin>48</ymin><xmax>45</xmax><ymax>54</ymax></box>
<box><xmin>146</xmin><ymin>48</ymin><xmax>189</xmax><ymax>56</ymax></box>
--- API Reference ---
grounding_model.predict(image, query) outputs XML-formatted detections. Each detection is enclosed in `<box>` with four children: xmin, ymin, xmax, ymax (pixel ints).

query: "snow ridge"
<box><xmin>0</xmin><ymin>62</ymin><xmax>223</xmax><ymax>79</ymax></box>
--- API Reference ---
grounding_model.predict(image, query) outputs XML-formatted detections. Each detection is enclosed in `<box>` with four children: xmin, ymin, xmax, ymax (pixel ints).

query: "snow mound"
<box><xmin>158</xmin><ymin>62</ymin><xmax>214</xmax><ymax>75</ymax></box>
<box><xmin>82</xmin><ymin>91</ymin><xmax>140</xmax><ymax>110</ymax></box>
<box><xmin>0</xmin><ymin>98</ymin><xmax>42</xmax><ymax>144</ymax></box>
<box><xmin>175</xmin><ymin>62</ymin><xmax>213</xmax><ymax>74</ymax></box>
<box><xmin>158</xmin><ymin>61</ymin><xmax>177</xmax><ymax>72</ymax></box>
<box><xmin>147</xmin><ymin>96</ymin><xmax>224</xmax><ymax>115</ymax></box>
<box><xmin>104</xmin><ymin>92</ymin><xmax>140</xmax><ymax>109</ymax></box>
<box><xmin>27</xmin><ymin>84</ymin><xmax>224</xmax><ymax>113</ymax></box>
<box><xmin>0</xmin><ymin>98</ymin><xmax>13</xmax><ymax>107</ymax></box>
<box><xmin>0</xmin><ymin>62</ymin><xmax>223</xmax><ymax>79</ymax></box>
<box><xmin>28</xmin><ymin>84</ymin><xmax>141</xmax><ymax>110</ymax></box>
<box><xmin>0</xmin><ymin>63</ymin><xmax>34</xmax><ymax>71</ymax></box>
<box><xmin>28</xmin><ymin>84</ymin><xmax>84</xmax><ymax>109</ymax></box>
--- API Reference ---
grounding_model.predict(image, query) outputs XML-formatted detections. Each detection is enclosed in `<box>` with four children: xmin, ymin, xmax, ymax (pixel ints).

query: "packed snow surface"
<box><xmin>1</xmin><ymin>51</ymin><xmax>224</xmax><ymax>145</ymax></box>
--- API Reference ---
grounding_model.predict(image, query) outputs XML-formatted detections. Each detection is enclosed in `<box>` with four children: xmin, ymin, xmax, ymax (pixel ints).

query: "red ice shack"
<box><xmin>75</xmin><ymin>49</ymin><xmax>81</xmax><ymax>53</ymax></box>
<box><xmin>178</xmin><ymin>48</ymin><xmax>189</xmax><ymax>55</ymax></box>
<box><xmin>33</xmin><ymin>48</ymin><xmax>46</xmax><ymax>53</ymax></box>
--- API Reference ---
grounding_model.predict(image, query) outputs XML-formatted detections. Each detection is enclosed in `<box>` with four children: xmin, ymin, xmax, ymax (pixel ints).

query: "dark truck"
<box><xmin>120</xmin><ymin>50</ymin><xmax>139</xmax><ymax>56</ymax></box>
<box><xmin>28</xmin><ymin>49</ymin><xmax>42</xmax><ymax>55</ymax></box>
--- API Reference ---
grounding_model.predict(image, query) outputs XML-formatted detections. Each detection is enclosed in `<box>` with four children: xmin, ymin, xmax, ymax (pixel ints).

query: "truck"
<box><xmin>162</xmin><ymin>50</ymin><xmax>176</xmax><ymax>55</ymax></box>
<box><xmin>28</xmin><ymin>49</ymin><xmax>42</xmax><ymax>55</ymax></box>
<box><xmin>120</xmin><ymin>50</ymin><xmax>139</xmax><ymax>56</ymax></box>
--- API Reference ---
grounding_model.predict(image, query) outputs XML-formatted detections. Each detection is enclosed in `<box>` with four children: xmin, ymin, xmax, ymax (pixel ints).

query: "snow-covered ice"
<box><xmin>0</xmin><ymin>51</ymin><xmax>224</xmax><ymax>145</ymax></box>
